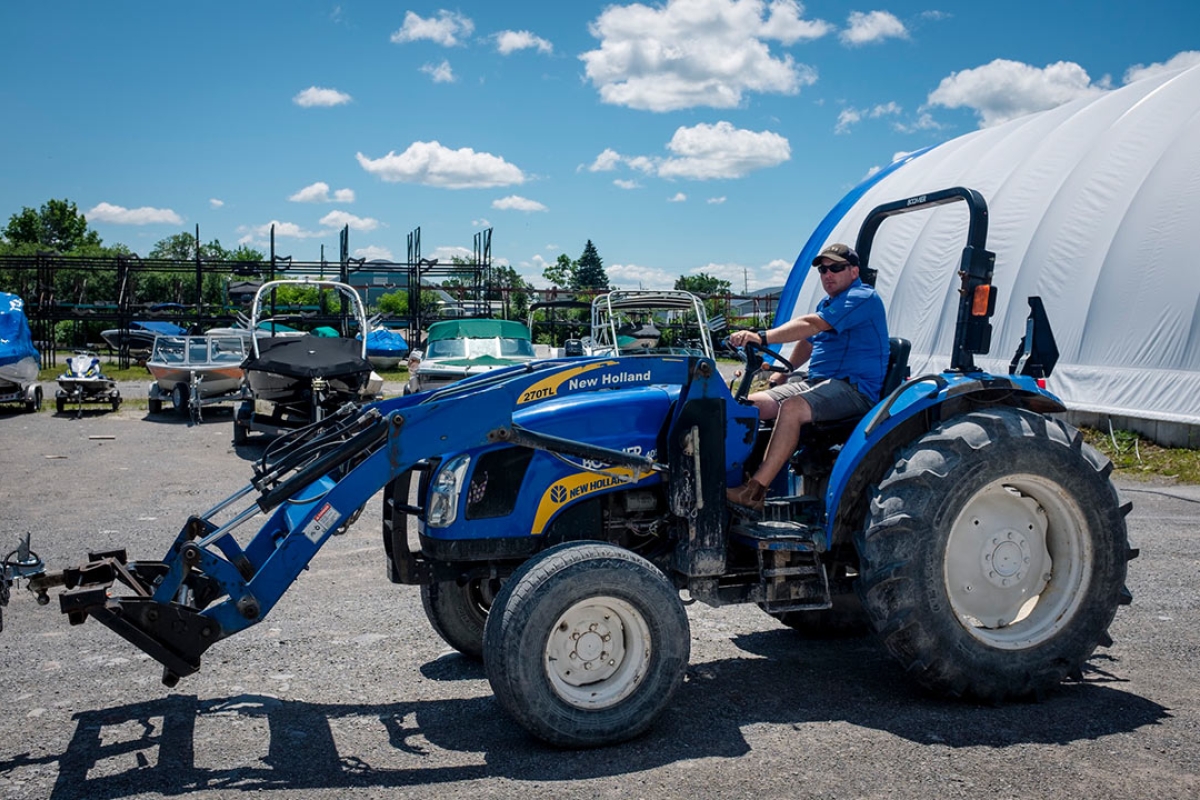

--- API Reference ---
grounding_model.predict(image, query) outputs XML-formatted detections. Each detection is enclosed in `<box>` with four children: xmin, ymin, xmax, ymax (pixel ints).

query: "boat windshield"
<box><xmin>426</xmin><ymin>337</ymin><xmax>535</xmax><ymax>359</ymax></box>
<box><xmin>153</xmin><ymin>335</ymin><xmax>245</xmax><ymax>364</ymax></box>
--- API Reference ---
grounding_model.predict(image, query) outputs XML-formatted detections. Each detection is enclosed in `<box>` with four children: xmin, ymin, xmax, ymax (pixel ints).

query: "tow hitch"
<box><xmin>1</xmin><ymin>533</ymin><xmax>48</xmax><ymax>632</ymax></box>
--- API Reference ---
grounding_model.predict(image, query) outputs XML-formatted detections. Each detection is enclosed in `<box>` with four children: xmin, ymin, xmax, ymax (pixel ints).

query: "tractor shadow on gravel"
<box><xmin>3</xmin><ymin>633</ymin><xmax>1167</xmax><ymax>800</ymax></box>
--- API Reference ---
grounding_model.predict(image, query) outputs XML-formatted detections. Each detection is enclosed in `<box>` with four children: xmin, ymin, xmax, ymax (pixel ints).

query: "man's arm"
<box><xmin>728</xmin><ymin>313</ymin><xmax>831</xmax><ymax>349</ymax></box>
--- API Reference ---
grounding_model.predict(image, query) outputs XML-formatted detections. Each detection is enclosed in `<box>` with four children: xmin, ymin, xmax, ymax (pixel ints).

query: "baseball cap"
<box><xmin>812</xmin><ymin>243</ymin><xmax>859</xmax><ymax>268</ymax></box>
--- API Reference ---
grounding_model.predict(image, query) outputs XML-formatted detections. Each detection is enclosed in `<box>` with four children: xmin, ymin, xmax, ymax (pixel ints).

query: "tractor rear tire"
<box><xmin>422</xmin><ymin>577</ymin><xmax>501</xmax><ymax>659</ymax></box>
<box><xmin>483</xmin><ymin>541</ymin><xmax>689</xmax><ymax>748</ymax></box>
<box><xmin>856</xmin><ymin>407</ymin><xmax>1135</xmax><ymax>703</ymax></box>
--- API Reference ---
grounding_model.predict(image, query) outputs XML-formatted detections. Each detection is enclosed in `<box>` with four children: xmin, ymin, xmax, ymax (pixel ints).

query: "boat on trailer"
<box><xmin>234</xmin><ymin>279</ymin><xmax>382</xmax><ymax>442</ymax></box>
<box><xmin>146</xmin><ymin>333</ymin><xmax>248</xmax><ymax>421</ymax></box>
<box><xmin>0</xmin><ymin>292</ymin><xmax>43</xmax><ymax>413</ymax></box>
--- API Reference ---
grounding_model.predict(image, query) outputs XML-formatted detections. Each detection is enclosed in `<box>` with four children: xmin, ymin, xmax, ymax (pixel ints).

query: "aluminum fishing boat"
<box><xmin>146</xmin><ymin>333</ymin><xmax>247</xmax><ymax>417</ymax></box>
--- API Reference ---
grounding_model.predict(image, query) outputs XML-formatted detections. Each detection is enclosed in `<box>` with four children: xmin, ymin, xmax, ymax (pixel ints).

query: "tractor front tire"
<box><xmin>483</xmin><ymin>541</ymin><xmax>689</xmax><ymax>748</ymax></box>
<box><xmin>422</xmin><ymin>577</ymin><xmax>501</xmax><ymax>659</ymax></box>
<box><xmin>856</xmin><ymin>407</ymin><xmax>1135</xmax><ymax>702</ymax></box>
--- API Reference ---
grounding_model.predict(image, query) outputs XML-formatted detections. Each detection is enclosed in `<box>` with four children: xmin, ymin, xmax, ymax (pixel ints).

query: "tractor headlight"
<box><xmin>426</xmin><ymin>454</ymin><xmax>471</xmax><ymax>528</ymax></box>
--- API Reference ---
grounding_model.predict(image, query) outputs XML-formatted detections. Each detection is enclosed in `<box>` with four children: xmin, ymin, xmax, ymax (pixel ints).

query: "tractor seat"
<box><xmin>796</xmin><ymin>337</ymin><xmax>911</xmax><ymax>452</ymax></box>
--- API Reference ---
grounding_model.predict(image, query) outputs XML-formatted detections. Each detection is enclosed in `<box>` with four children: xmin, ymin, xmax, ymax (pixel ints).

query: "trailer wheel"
<box><xmin>148</xmin><ymin>397</ymin><xmax>163</xmax><ymax>414</ymax></box>
<box><xmin>171</xmin><ymin>383</ymin><xmax>189</xmax><ymax>415</ymax></box>
<box><xmin>25</xmin><ymin>386</ymin><xmax>42</xmax><ymax>413</ymax></box>
<box><xmin>233</xmin><ymin>402</ymin><xmax>251</xmax><ymax>445</ymax></box>
<box><xmin>55</xmin><ymin>396</ymin><xmax>65</xmax><ymax>414</ymax></box>
<box><xmin>422</xmin><ymin>577</ymin><xmax>501</xmax><ymax>659</ymax></box>
<box><xmin>483</xmin><ymin>541</ymin><xmax>689</xmax><ymax>747</ymax></box>
<box><xmin>856</xmin><ymin>407</ymin><xmax>1135</xmax><ymax>702</ymax></box>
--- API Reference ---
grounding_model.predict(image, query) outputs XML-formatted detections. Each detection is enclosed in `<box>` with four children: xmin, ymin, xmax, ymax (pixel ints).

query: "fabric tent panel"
<box><xmin>776</xmin><ymin>63</ymin><xmax>1200</xmax><ymax>425</ymax></box>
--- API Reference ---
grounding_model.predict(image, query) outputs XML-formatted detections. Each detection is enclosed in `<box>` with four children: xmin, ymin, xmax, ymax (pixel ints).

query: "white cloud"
<box><xmin>658</xmin><ymin>121</ymin><xmax>790</xmax><ymax>179</ymax></box>
<box><xmin>390</xmin><ymin>10</ymin><xmax>474</xmax><ymax>46</ymax></box>
<box><xmin>293</xmin><ymin>86</ymin><xmax>352</xmax><ymax>107</ymax></box>
<box><xmin>473</xmin><ymin>217</ymin><xmax>491</xmax><ymax>227</ymax></box>
<box><xmin>668</xmin><ymin>192</ymin><xmax>687</xmax><ymax>202</ymax></box>
<box><xmin>606</xmin><ymin>261</ymin><xmax>677</xmax><ymax>290</ymax></box>
<box><xmin>588</xmin><ymin>148</ymin><xmax>623</xmax><ymax>172</ymax></box>
<box><xmin>614</xmin><ymin>179</ymin><xmax>640</xmax><ymax>189</ymax></box>
<box><xmin>238</xmin><ymin>221</ymin><xmax>325</xmax><ymax>240</ymax></box>
<box><xmin>319</xmin><ymin>210</ymin><xmax>379</xmax><ymax>231</ymax></box>
<box><xmin>357</xmin><ymin>141</ymin><xmax>526</xmax><ymax>189</ymax></box>
<box><xmin>627</xmin><ymin>155</ymin><xmax>657</xmax><ymax>174</ymax></box>
<box><xmin>840</xmin><ymin>11</ymin><xmax>908</xmax><ymax>46</ymax></box>
<box><xmin>429</xmin><ymin>245</ymin><xmax>472</xmax><ymax>263</ymax></box>
<box><xmin>209</xmin><ymin>198</ymin><xmax>224</xmax><ymax>209</ymax></box>
<box><xmin>1124</xmin><ymin>51</ymin><xmax>1200</xmax><ymax>84</ymax></box>
<box><xmin>87</xmin><ymin>202</ymin><xmax>182</xmax><ymax>225</ymax></box>
<box><xmin>589</xmin><ymin>122</ymin><xmax>789</xmax><ymax>182</ymax></box>
<box><xmin>835</xmin><ymin>101</ymin><xmax>901</xmax><ymax>134</ymax></box>
<box><xmin>355</xmin><ymin>245</ymin><xmax>395</xmax><ymax>261</ymax></box>
<box><xmin>288</xmin><ymin>181</ymin><xmax>356</xmax><ymax>203</ymax></box>
<box><xmin>421</xmin><ymin>60</ymin><xmax>456</xmax><ymax>83</ymax></box>
<box><xmin>707</xmin><ymin>196</ymin><xmax>726</xmax><ymax>204</ymax></box>
<box><xmin>495</xmin><ymin>30</ymin><xmax>553</xmax><ymax>55</ymax></box>
<box><xmin>492</xmin><ymin>195</ymin><xmax>547</xmax><ymax>212</ymax></box>
<box><xmin>927</xmin><ymin>58</ymin><xmax>1108</xmax><ymax>127</ymax></box>
<box><xmin>834</xmin><ymin>107</ymin><xmax>862</xmax><ymax>134</ymax></box>
<box><xmin>694</xmin><ymin>258</ymin><xmax>789</xmax><ymax>292</ymax></box>
<box><xmin>580</xmin><ymin>0</ymin><xmax>827</xmax><ymax>112</ymax></box>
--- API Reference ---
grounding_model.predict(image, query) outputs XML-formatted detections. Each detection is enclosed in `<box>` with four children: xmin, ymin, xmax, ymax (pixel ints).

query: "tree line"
<box><xmin>2</xmin><ymin>198</ymin><xmax>736</xmax><ymax>319</ymax></box>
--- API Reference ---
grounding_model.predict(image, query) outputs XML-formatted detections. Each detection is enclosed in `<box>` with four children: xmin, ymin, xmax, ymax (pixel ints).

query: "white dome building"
<box><xmin>779</xmin><ymin>63</ymin><xmax>1200</xmax><ymax>445</ymax></box>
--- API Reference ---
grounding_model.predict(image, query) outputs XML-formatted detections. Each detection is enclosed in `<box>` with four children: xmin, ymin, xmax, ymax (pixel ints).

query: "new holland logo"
<box><xmin>531</xmin><ymin>466</ymin><xmax>651</xmax><ymax>534</ymax></box>
<box><xmin>516</xmin><ymin>360</ymin><xmax>621</xmax><ymax>404</ymax></box>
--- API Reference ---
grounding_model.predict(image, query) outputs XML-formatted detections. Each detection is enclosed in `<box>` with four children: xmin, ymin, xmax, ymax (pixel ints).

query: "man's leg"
<box><xmin>747</xmin><ymin>389</ymin><xmax>781</xmax><ymax>421</ymax></box>
<box><xmin>726</xmin><ymin>393</ymin><xmax>814</xmax><ymax>509</ymax></box>
<box><xmin>752</xmin><ymin>393</ymin><xmax>813</xmax><ymax>487</ymax></box>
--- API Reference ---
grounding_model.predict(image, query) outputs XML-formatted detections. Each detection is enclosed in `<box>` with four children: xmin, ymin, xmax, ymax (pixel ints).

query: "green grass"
<box><xmin>1082</xmin><ymin>426</ymin><xmax>1200</xmax><ymax>484</ymax></box>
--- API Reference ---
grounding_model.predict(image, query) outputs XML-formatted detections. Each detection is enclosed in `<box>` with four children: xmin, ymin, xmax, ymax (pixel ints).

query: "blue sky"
<box><xmin>1</xmin><ymin>1</ymin><xmax>1197</xmax><ymax>292</ymax></box>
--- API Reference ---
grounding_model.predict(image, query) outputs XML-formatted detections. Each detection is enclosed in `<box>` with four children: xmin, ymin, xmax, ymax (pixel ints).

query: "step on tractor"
<box><xmin>2</xmin><ymin>188</ymin><xmax>1137</xmax><ymax>748</ymax></box>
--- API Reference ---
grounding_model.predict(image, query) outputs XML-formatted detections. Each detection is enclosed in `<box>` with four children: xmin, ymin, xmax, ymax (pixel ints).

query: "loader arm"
<box><xmin>27</xmin><ymin>356</ymin><xmax>703</xmax><ymax>685</ymax></box>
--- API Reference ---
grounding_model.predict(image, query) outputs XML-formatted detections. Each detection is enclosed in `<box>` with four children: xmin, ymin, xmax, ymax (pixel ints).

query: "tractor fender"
<box><xmin>823</xmin><ymin>372</ymin><xmax>1067</xmax><ymax>549</ymax></box>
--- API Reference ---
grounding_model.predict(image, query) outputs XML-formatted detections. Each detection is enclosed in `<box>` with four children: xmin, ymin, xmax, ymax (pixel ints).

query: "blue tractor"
<box><xmin>7</xmin><ymin>188</ymin><xmax>1136</xmax><ymax>747</ymax></box>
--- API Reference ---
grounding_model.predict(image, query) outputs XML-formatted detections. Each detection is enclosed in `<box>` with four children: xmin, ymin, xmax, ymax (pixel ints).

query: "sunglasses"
<box><xmin>815</xmin><ymin>261</ymin><xmax>850</xmax><ymax>274</ymax></box>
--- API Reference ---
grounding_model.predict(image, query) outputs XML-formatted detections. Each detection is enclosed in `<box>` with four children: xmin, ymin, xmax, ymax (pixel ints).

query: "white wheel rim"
<box><xmin>945</xmin><ymin>477</ymin><xmax>1092</xmax><ymax>649</ymax></box>
<box><xmin>544</xmin><ymin>596</ymin><xmax>651</xmax><ymax>710</ymax></box>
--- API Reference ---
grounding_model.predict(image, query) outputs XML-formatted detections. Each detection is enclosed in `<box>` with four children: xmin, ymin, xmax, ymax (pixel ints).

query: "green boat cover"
<box><xmin>425</xmin><ymin>319</ymin><xmax>531</xmax><ymax>341</ymax></box>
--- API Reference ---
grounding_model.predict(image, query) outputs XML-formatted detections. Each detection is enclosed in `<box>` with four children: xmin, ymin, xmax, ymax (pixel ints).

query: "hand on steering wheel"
<box><xmin>732</xmin><ymin>339</ymin><xmax>796</xmax><ymax>403</ymax></box>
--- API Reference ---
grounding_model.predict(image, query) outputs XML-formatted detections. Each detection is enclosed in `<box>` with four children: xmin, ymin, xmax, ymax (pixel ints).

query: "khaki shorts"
<box><xmin>763</xmin><ymin>376</ymin><xmax>874</xmax><ymax>423</ymax></box>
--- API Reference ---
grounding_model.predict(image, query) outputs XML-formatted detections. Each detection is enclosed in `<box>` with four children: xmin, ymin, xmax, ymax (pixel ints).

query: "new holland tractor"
<box><xmin>3</xmin><ymin>188</ymin><xmax>1136</xmax><ymax>748</ymax></box>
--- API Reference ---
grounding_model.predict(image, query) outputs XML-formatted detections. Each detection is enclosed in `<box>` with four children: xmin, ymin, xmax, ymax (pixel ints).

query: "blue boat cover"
<box><xmin>0</xmin><ymin>292</ymin><xmax>39</xmax><ymax>369</ymax></box>
<box><xmin>363</xmin><ymin>327</ymin><xmax>409</xmax><ymax>356</ymax></box>
<box><xmin>132</xmin><ymin>320</ymin><xmax>187</xmax><ymax>335</ymax></box>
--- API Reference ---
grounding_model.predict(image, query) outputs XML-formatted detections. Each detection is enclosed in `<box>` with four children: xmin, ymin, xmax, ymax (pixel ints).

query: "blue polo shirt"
<box><xmin>808</xmin><ymin>278</ymin><xmax>889</xmax><ymax>401</ymax></box>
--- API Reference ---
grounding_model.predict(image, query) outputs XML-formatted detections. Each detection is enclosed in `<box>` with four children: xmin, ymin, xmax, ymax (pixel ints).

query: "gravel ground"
<box><xmin>0</xmin><ymin>398</ymin><xmax>1198</xmax><ymax>800</ymax></box>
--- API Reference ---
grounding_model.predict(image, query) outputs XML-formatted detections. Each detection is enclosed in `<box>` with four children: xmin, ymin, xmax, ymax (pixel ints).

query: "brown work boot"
<box><xmin>725</xmin><ymin>478</ymin><xmax>766</xmax><ymax>511</ymax></box>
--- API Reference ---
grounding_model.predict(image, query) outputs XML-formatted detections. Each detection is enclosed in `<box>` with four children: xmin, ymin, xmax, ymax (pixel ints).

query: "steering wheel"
<box><xmin>732</xmin><ymin>339</ymin><xmax>796</xmax><ymax>403</ymax></box>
